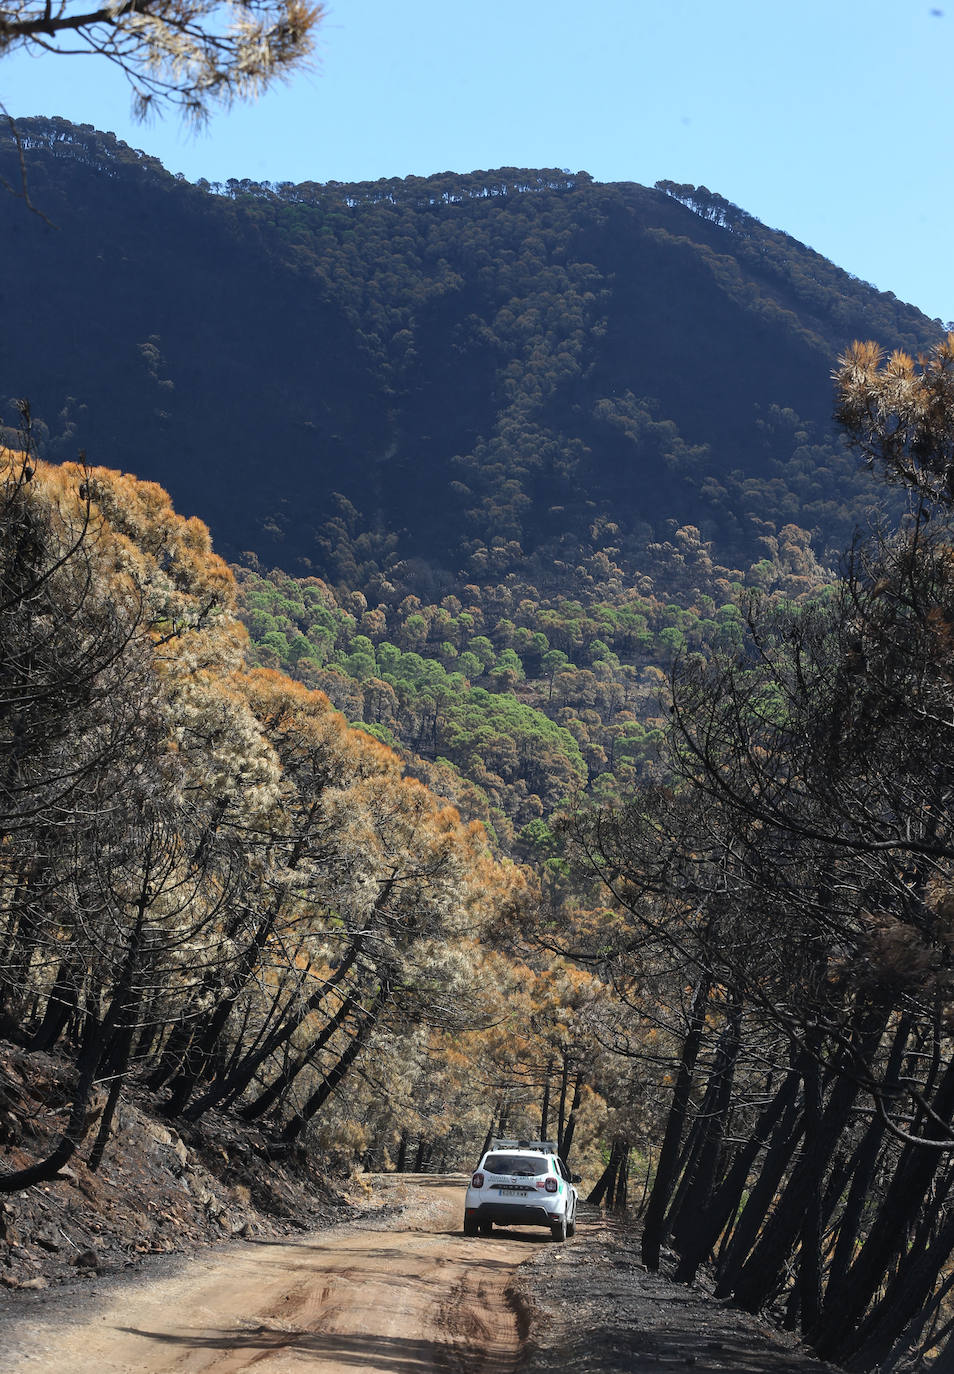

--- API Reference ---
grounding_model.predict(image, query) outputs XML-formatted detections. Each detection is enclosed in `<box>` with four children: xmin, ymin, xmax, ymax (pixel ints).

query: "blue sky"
<box><xmin>2</xmin><ymin>0</ymin><xmax>952</xmax><ymax>323</ymax></box>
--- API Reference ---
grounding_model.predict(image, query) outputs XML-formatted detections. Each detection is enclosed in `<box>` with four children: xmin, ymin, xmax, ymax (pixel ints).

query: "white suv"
<box><xmin>463</xmin><ymin>1139</ymin><xmax>579</xmax><ymax>1242</ymax></box>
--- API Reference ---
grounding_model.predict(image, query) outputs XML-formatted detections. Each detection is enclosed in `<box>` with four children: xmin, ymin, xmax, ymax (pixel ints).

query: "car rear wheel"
<box><xmin>463</xmin><ymin>1216</ymin><xmax>478</xmax><ymax>1237</ymax></box>
<box><xmin>480</xmin><ymin>1221</ymin><xmax>493</xmax><ymax>1236</ymax></box>
<box><xmin>550</xmin><ymin>1214</ymin><xmax>567</xmax><ymax>1243</ymax></box>
<box><xmin>566</xmin><ymin>1212</ymin><xmax>576</xmax><ymax>1238</ymax></box>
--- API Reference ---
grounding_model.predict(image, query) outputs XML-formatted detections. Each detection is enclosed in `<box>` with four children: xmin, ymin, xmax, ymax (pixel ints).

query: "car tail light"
<box><xmin>545</xmin><ymin>1177</ymin><xmax>558</xmax><ymax>1193</ymax></box>
<box><xmin>472</xmin><ymin>1172</ymin><xmax>484</xmax><ymax>1188</ymax></box>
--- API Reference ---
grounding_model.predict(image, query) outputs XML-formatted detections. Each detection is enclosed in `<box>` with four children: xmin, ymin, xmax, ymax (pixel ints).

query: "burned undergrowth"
<box><xmin>0</xmin><ymin>1038</ymin><xmax>360</xmax><ymax>1292</ymax></box>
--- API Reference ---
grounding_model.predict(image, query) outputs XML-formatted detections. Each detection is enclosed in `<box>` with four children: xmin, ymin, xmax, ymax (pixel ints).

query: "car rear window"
<box><xmin>483</xmin><ymin>1154</ymin><xmax>548</xmax><ymax>1176</ymax></box>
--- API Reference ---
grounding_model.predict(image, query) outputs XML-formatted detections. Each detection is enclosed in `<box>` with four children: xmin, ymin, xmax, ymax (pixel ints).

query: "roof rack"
<box><xmin>490</xmin><ymin>1138</ymin><xmax>559</xmax><ymax>1154</ymax></box>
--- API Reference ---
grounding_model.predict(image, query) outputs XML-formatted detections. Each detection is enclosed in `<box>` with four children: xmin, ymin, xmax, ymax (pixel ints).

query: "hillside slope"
<box><xmin>0</xmin><ymin>118</ymin><xmax>941</xmax><ymax>590</ymax></box>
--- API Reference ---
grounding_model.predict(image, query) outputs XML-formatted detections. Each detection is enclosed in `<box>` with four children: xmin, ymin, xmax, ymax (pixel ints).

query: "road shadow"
<box><xmin>244</xmin><ymin>1229</ymin><xmax>553</xmax><ymax>1253</ymax></box>
<box><xmin>444</xmin><ymin>1227</ymin><xmax>554</xmax><ymax>1245</ymax></box>
<box><xmin>378</xmin><ymin>1174</ymin><xmax>469</xmax><ymax>1187</ymax></box>
<box><xmin>223</xmin><ymin>1242</ymin><xmax>529</xmax><ymax>1290</ymax></box>
<box><xmin>115</xmin><ymin>1325</ymin><xmax>517</xmax><ymax>1372</ymax></box>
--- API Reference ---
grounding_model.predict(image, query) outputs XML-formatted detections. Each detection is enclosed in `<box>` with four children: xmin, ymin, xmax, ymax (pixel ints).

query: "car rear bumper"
<box><xmin>464</xmin><ymin>1201</ymin><xmax>559</xmax><ymax>1227</ymax></box>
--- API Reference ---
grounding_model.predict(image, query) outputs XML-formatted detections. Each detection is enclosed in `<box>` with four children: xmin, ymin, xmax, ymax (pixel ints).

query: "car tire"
<box><xmin>566</xmin><ymin>1211</ymin><xmax>576</xmax><ymax>1238</ymax></box>
<box><xmin>463</xmin><ymin>1216</ymin><xmax>478</xmax><ymax>1237</ymax></box>
<box><xmin>551</xmin><ymin>1214</ymin><xmax>567</xmax><ymax>1243</ymax></box>
<box><xmin>480</xmin><ymin>1221</ymin><xmax>493</xmax><ymax>1236</ymax></box>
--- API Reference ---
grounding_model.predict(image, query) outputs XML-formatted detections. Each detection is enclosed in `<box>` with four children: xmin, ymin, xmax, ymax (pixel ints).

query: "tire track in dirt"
<box><xmin>437</xmin><ymin>1265</ymin><xmax>533</xmax><ymax>1374</ymax></box>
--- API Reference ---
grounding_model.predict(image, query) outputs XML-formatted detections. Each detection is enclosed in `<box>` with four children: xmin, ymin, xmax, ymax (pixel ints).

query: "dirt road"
<box><xmin>0</xmin><ymin>1176</ymin><xmax>544</xmax><ymax>1373</ymax></box>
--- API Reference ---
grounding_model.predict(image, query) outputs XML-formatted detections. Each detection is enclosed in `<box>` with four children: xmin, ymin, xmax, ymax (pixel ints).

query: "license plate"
<box><xmin>497</xmin><ymin>1185</ymin><xmax>529</xmax><ymax>1194</ymax></box>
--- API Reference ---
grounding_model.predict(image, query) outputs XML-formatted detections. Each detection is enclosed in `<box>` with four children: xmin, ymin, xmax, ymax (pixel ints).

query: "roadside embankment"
<box><xmin>512</xmin><ymin>1208</ymin><xmax>840</xmax><ymax>1374</ymax></box>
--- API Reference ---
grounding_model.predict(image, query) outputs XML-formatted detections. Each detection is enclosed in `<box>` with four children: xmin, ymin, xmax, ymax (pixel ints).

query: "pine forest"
<box><xmin>3</xmin><ymin>116</ymin><xmax>954</xmax><ymax>1369</ymax></box>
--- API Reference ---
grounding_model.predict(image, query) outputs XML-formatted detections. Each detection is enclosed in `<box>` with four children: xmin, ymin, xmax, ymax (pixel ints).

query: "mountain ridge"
<box><xmin>0</xmin><ymin>117</ymin><xmax>940</xmax><ymax>596</ymax></box>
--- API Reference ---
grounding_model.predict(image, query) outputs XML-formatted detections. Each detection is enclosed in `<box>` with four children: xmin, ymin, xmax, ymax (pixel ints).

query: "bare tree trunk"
<box><xmin>238</xmin><ymin>992</ymin><xmax>362</xmax><ymax>1122</ymax></box>
<box><xmin>185</xmin><ymin>915</ymin><xmax>373</xmax><ymax>1121</ymax></box>
<box><xmin>480</xmin><ymin>1114</ymin><xmax>495</xmax><ymax>1160</ymax></box>
<box><xmin>670</xmin><ymin>999</ymin><xmax>742</xmax><ymax>1257</ymax></box>
<box><xmin>612</xmin><ymin>1147</ymin><xmax>630</xmax><ymax>1210</ymax></box>
<box><xmin>675</xmin><ymin>1065</ymin><xmax>799</xmax><ymax>1284</ymax></box>
<box><xmin>556</xmin><ymin>1055</ymin><xmax>569</xmax><ymax>1154</ymax></box>
<box><xmin>395</xmin><ymin>1128</ymin><xmax>409</xmax><ymax>1173</ymax></box>
<box><xmin>731</xmin><ymin>1033</ymin><xmax>878</xmax><ymax>1316</ymax></box>
<box><xmin>588</xmin><ymin>1138</ymin><xmax>625</xmax><ymax>1207</ymax></box>
<box><xmin>817</xmin><ymin>1014</ymin><xmax>911</xmax><ymax>1312</ymax></box>
<box><xmin>798</xmin><ymin>1050</ymin><xmax>823</xmax><ymax>1336</ymax></box>
<box><xmin>279</xmin><ymin>989</ymin><xmax>385</xmax><ymax>1144</ymax></box>
<box><xmin>540</xmin><ymin>1057</ymin><xmax>553</xmax><ymax>1140</ymax></box>
<box><xmin>844</xmin><ymin>1201</ymin><xmax>954</xmax><ymax>1371</ymax></box>
<box><xmin>87</xmin><ymin>1077</ymin><xmax>123</xmax><ymax>1173</ymax></box>
<box><xmin>29</xmin><ymin>958</ymin><xmax>80</xmax><ymax>1052</ymax></box>
<box><xmin>812</xmin><ymin>1053</ymin><xmax>954</xmax><ymax>1361</ymax></box>
<box><xmin>641</xmin><ymin>972</ymin><xmax>711</xmax><ymax>1269</ymax></box>
<box><xmin>715</xmin><ymin>1086</ymin><xmax>805</xmax><ymax>1297</ymax></box>
<box><xmin>560</xmin><ymin>1070</ymin><xmax>583</xmax><ymax>1167</ymax></box>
